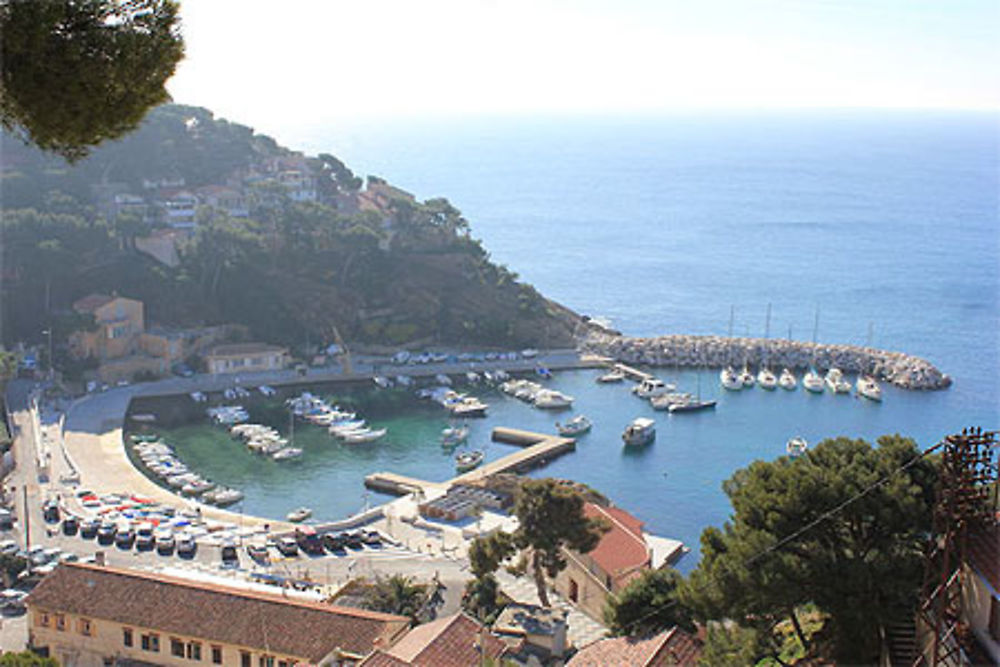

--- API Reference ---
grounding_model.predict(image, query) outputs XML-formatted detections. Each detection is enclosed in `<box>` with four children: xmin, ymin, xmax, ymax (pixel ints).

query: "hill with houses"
<box><xmin>0</xmin><ymin>104</ymin><xmax>585</xmax><ymax>365</ymax></box>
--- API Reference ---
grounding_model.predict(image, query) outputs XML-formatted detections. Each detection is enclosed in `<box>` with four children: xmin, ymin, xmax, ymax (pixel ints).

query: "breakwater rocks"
<box><xmin>582</xmin><ymin>333</ymin><xmax>951</xmax><ymax>390</ymax></box>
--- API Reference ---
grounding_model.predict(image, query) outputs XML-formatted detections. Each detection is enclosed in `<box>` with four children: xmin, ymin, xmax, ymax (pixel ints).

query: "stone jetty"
<box><xmin>582</xmin><ymin>332</ymin><xmax>951</xmax><ymax>390</ymax></box>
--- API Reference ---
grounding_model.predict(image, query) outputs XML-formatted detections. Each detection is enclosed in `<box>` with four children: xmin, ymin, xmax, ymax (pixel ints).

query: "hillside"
<box><xmin>1</xmin><ymin>104</ymin><xmax>584</xmax><ymax>353</ymax></box>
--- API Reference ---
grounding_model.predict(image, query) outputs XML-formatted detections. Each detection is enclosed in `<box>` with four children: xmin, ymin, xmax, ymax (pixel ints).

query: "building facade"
<box><xmin>204</xmin><ymin>343</ymin><xmax>289</xmax><ymax>375</ymax></box>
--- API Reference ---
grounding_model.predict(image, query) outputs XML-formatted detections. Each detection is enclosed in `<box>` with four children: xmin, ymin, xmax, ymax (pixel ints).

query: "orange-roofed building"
<box><xmin>566</xmin><ymin>627</ymin><xmax>702</xmax><ymax>667</ymax></box>
<box><xmin>359</xmin><ymin>612</ymin><xmax>510</xmax><ymax>667</ymax></box>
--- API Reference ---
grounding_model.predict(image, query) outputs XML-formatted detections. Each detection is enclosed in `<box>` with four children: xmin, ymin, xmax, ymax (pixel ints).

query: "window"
<box><xmin>141</xmin><ymin>633</ymin><xmax>160</xmax><ymax>652</ymax></box>
<box><xmin>259</xmin><ymin>656</ymin><xmax>275</xmax><ymax>667</ymax></box>
<box><xmin>37</xmin><ymin>612</ymin><xmax>50</xmax><ymax>628</ymax></box>
<box><xmin>568</xmin><ymin>579</ymin><xmax>579</xmax><ymax>603</ymax></box>
<box><xmin>241</xmin><ymin>652</ymin><xmax>252</xmax><ymax>667</ymax></box>
<box><xmin>55</xmin><ymin>614</ymin><xmax>66</xmax><ymax>631</ymax></box>
<box><xmin>211</xmin><ymin>646</ymin><xmax>223</xmax><ymax>665</ymax></box>
<box><xmin>172</xmin><ymin>638</ymin><xmax>186</xmax><ymax>657</ymax></box>
<box><xmin>79</xmin><ymin>618</ymin><xmax>93</xmax><ymax>636</ymax></box>
<box><xmin>187</xmin><ymin>642</ymin><xmax>202</xmax><ymax>661</ymax></box>
<box><xmin>123</xmin><ymin>628</ymin><xmax>133</xmax><ymax>647</ymax></box>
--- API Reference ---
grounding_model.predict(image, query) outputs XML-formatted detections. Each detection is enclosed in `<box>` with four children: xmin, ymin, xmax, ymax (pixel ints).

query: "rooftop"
<box><xmin>583</xmin><ymin>502</ymin><xmax>651</xmax><ymax>580</ymax></box>
<box><xmin>26</xmin><ymin>563</ymin><xmax>409</xmax><ymax>661</ymax></box>
<box><xmin>566</xmin><ymin>627</ymin><xmax>701</xmax><ymax>667</ymax></box>
<box><xmin>72</xmin><ymin>293</ymin><xmax>116</xmax><ymax>314</ymax></box>
<box><xmin>205</xmin><ymin>342</ymin><xmax>287</xmax><ymax>358</ymax></box>
<box><xmin>361</xmin><ymin>612</ymin><xmax>508</xmax><ymax>667</ymax></box>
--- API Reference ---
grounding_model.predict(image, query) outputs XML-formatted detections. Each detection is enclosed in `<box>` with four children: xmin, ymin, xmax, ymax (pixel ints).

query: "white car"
<box><xmin>0</xmin><ymin>540</ymin><xmax>18</xmax><ymax>556</ymax></box>
<box><xmin>520</xmin><ymin>348</ymin><xmax>539</xmax><ymax>359</ymax></box>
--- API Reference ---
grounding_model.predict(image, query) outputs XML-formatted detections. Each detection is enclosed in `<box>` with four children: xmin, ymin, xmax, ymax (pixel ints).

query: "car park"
<box><xmin>97</xmin><ymin>521</ymin><xmax>117</xmax><ymax>545</ymax></box>
<box><xmin>344</xmin><ymin>531</ymin><xmax>365</xmax><ymax>549</ymax></box>
<box><xmin>362</xmin><ymin>530</ymin><xmax>383</xmax><ymax>547</ymax></box>
<box><xmin>155</xmin><ymin>531</ymin><xmax>175</xmax><ymax>555</ymax></box>
<box><xmin>62</xmin><ymin>515</ymin><xmax>79</xmax><ymax>536</ymax></box>
<box><xmin>322</xmin><ymin>532</ymin><xmax>346</xmax><ymax>552</ymax></box>
<box><xmin>115</xmin><ymin>528</ymin><xmax>135</xmax><ymax>549</ymax></box>
<box><xmin>275</xmin><ymin>537</ymin><xmax>298</xmax><ymax>557</ymax></box>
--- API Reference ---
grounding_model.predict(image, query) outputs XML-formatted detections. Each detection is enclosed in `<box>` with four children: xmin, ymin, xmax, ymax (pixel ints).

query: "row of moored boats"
<box><xmin>130</xmin><ymin>434</ymin><xmax>244</xmax><ymax>506</ymax></box>
<box><xmin>719</xmin><ymin>365</ymin><xmax>882</xmax><ymax>401</ymax></box>
<box><xmin>287</xmin><ymin>392</ymin><xmax>387</xmax><ymax>444</ymax></box>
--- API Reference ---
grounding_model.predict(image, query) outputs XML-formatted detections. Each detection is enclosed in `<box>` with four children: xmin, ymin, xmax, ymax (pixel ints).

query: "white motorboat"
<box><xmin>650</xmin><ymin>392</ymin><xmax>692</xmax><ymax>411</ymax></box>
<box><xmin>465</xmin><ymin>371</ymin><xmax>480</xmax><ymax>384</ymax></box>
<box><xmin>556</xmin><ymin>415</ymin><xmax>592</xmax><ymax>437</ymax></box>
<box><xmin>668</xmin><ymin>397</ymin><xmax>717</xmax><ymax>413</ymax></box>
<box><xmin>596</xmin><ymin>368</ymin><xmax>625</xmax><ymax>383</ymax></box>
<box><xmin>802</xmin><ymin>369</ymin><xmax>824</xmax><ymax>393</ymax></box>
<box><xmin>287</xmin><ymin>507</ymin><xmax>312</xmax><ymax>523</ymax></box>
<box><xmin>455</xmin><ymin>450</ymin><xmax>485</xmax><ymax>472</ymax></box>
<box><xmin>395</xmin><ymin>375</ymin><xmax>413</xmax><ymax>387</ymax></box>
<box><xmin>258</xmin><ymin>385</ymin><xmax>276</xmax><ymax>396</ymax></box>
<box><xmin>441</xmin><ymin>425</ymin><xmax>470</xmax><ymax>447</ymax></box>
<box><xmin>450</xmin><ymin>397</ymin><xmax>489</xmax><ymax>418</ymax></box>
<box><xmin>435</xmin><ymin>374</ymin><xmax>452</xmax><ymax>386</ymax></box>
<box><xmin>739</xmin><ymin>365</ymin><xmax>755</xmax><ymax>388</ymax></box>
<box><xmin>786</xmin><ymin>436</ymin><xmax>808</xmax><ymax>458</ymax></box>
<box><xmin>328</xmin><ymin>419</ymin><xmax>367</xmax><ymax>436</ymax></box>
<box><xmin>342</xmin><ymin>428</ymin><xmax>387</xmax><ymax>444</ymax></box>
<box><xmin>272</xmin><ymin>447</ymin><xmax>303</xmax><ymax>460</ymax></box>
<box><xmin>373</xmin><ymin>375</ymin><xmax>393</xmax><ymax>389</ymax></box>
<box><xmin>204</xmin><ymin>487</ymin><xmax>243</xmax><ymax>506</ymax></box>
<box><xmin>632</xmin><ymin>377</ymin><xmax>675</xmax><ymax>399</ymax></box>
<box><xmin>825</xmin><ymin>368</ymin><xmax>851</xmax><ymax>394</ymax></box>
<box><xmin>533</xmin><ymin>389</ymin><xmax>574</xmax><ymax>410</ymax></box>
<box><xmin>856</xmin><ymin>375</ymin><xmax>883</xmax><ymax>402</ymax></box>
<box><xmin>757</xmin><ymin>367</ymin><xmax>778</xmax><ymax>390</ymax></box>
<box><xmin>778</xmin><ymin>368</ymin><xmax>797</xmax><ymax>390</ymax></box>
<box><xmin>622</xmin><ymin>417</ymin><xmax>656</xmax><ymax>447</ymax></box>
<box><xmin>720</xmin><ymin>366</ymin><xmax>743</xmax><ymax>391</ymax></box>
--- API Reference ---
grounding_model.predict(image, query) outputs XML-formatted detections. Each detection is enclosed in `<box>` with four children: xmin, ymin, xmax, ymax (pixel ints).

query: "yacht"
<box><xmin>778</xmin><ymin>368</ymin><xmax>797</xmax><ymax>391</ymax></box>
<box><xmin>720</xmin><ymin>366</ymin><xmax>743</xmax><ymax>391</ymax></box>
<box><xmin>668</xmin><ymin>397</ymin><xmax>717</xmax><ymax>413</ymax></box>
<box><xmin>856</xmin><ymin>374</ymin><xmax>883</xmax><ymax>402</ymax></box>
<box><xmin>455</xmin><ymin>450</ymin><xmax>485</xmax><ymax>473</ymax></box>
<box><xmin>441</xmin><ymin>425</ymin><xmax>469</xmax><ymax>447</ymax></box>
<box><xmin>272</xmin><ymin>447</ymin><xmax>303</xmax><ymax>460</ymax></box>
<box><xmin>632</xmin><ymin>377</ymin><xmax>675</xmax><ymax>399</ymax></box>
<box><xmin>533</xmin><ymin>389</ymin><xmax>574</xmax><ymax>410</ymax></box>
<box><xmin>802</xmin><ymin>369</ymin><xmax>825</xmax><ymax>393</ymax></box>
<box><xmin>757</xmin><ymin>367</ymin><xmax>778</xmax><ymax>390</ymax></box>
<box><xmin>786</xmin><ymin>436</ymin><xmax>808</xmax><ymax>458</ymax></box>
<box><xmin>449</xmin><ymin>397</ymin><xmax>489</xmax><ymax>418</ymax></box>
<box><xmin>650</xmin><ymin>392</ymin><xmax>692</xmax><ymax>411</ymax></box>
<box><xmin>596</xmin><ymin>368</ymin><xmax>625</xmax><ymax>383</ymax></box>
<box><xmin>556</xmin><ymin>415</ymin><xmax>592</xmax><ymax>437</ymax></box>
<box><xmin>622</xmin><ymin>417</ymin><xmax>656</xmax><ymax>447</ymax></box>
<box><xmin>739</xmin><ymin>365</ymin><xmax>755</xmax><ymax>388</ymax></box>
<box><xmin>825</xmin><ymin>368</ymin><xmax>851</xmax><ymax>394</ymax></box>
<box><xmin>342</xmin><ymin>428</ymin><xmax>387</xmax><ymax>444</ymax></box>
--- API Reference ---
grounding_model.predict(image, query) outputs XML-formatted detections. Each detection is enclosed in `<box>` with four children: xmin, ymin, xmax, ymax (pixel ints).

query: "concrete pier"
<box><xmin>365</xmin><ymin>427</ymin><xmax>576</xmax><ymax>495</ymax></box>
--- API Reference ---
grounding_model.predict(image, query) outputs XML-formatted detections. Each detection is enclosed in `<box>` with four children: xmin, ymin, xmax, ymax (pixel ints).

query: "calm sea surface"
<box><xmin>158</xmin><ymin>112</ymin><xmax>999</xmax><ymax>568</ymax></box>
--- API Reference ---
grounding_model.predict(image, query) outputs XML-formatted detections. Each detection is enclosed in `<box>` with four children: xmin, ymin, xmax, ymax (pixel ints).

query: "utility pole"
<box><xmin>23</xmin><ymin>485</ymin><xmax>30</xmax><ymax>564</ymax></box>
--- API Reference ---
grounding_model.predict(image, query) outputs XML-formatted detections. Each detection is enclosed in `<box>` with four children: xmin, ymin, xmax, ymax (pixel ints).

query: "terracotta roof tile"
<box><xmin>381</xmin><ymin>613</ymin><xmax>507</xmax><ymax>666</ymax></box>
<box><xmin>26</xmin><ymin>563</ymin><xmax>409</xmax><ymax>661</ymax></box>
<box><xmin>567</xmin><ymin>628</ymin><xmax>701</xmax><ymax>667</ymax></box>
<box><xmin>583</xmin><ymin>503</ymin><xmax>651</xmax><ymax>581</ymax></box>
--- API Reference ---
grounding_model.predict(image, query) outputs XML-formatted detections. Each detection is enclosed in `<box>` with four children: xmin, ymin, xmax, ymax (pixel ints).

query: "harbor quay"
<box><xmin>584</xmin><ymin>332</ymin><xmax>951</xmax><ymax>390</ymax></box>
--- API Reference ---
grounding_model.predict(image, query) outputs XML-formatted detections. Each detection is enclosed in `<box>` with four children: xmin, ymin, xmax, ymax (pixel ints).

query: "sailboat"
<box><xmin>856</xmin><ymin>323</ymin><xmax>883</xmax><ymax>402</ymax></box>
<box><xmin>668</xmin><ymin>372</ymin><xmax>717</xmax><ymax>413</ymax></box>
<box><xmin>757</xmin><ymin>304</ymin><xmax>778</xmax><ymax>390</ymax></box>
<box><xmin>720</xmin><ymin>306</ymin><xmax>743</xmax><ymax>391</ymax></box>
<box><xmin>802</xmin><ymin>308</ymin><xmax>825</xmax><ymax>394</ymax></box>
<box><xmin>778</xmin><ymin>325</ymin><xmax>798</xmax><ymax>390</ymax></box>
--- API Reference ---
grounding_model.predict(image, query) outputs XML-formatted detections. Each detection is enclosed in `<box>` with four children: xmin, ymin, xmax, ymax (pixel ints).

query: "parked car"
<box><xmin>275</xmin><ymin>537</ymin><xmax>298</xmax><ymax>557</ymax></box>
<box><xmin>96</xmin><ymin>522</ymin><xmax>117</xmax><ymax>545</ymax></box>
<box><xmin>295</xmin><ymin>527</ymin><xmax>324</xmax><ymax>556</ymax></box>
<box><xmin>176</xmin><ymin>533</ymin><xmax>196</xmax><ymax>558</ymax></box>
<box><xmin>344</xmin><ymin>531</ymin><xmax>365</xmax><ymax>549</ymax></box>
<box><xmin>220</xmin><ymin>543</ymin><xmax>239</xmax><ymax>567</ymax></box>
<box><xmin>362</xmin><ymin>530</ymin><xmax>383</xmax><ymax>547</ymax></box>
<box><xmin>155</xmin><ymin>531</ymin><xmax>175</xmax><ymax>555</ymax></box>
<box><xmin>62</xmin><ymin>515</ymin><xmax>79</xmax><ymax>536</ymax></box>
<box><xmin>80</xmin><ymin>518</ymin><xmax>100</xmax><ymax>539</ymax></box>
<box><xmin>115</xmin><ymin>528</ymin><xmax>135</xmax><ymax>549</ymax></box>
<box><xmin>0</xmin><ymin>508</ymin><xmax>14</xmax><ymax>530</ymax></box>
<box><xmin>42</xmin><ymin>501</ymin><xmax>60</xmax><ymax>523</ymax></box>
<box><xmin>135</xmin><ymin>523</ymin><xmax>155</xmax><ymax>550</ymax></box>
<box><xmin>246</xmin><ymin>544</ymin><xmax>269</xmax><ymax>563</ymax></box>
<box><xmin>0</xmin><ymin>540</ymin><xmax>19</xmax><ymax>556</ymax></box>
<box><xmin>0</xmin><ymin>589</ymin><xmax>27</xmax><ymax>615</ymax></box>
<box><xmin>322</xmin><ymin>532</ymin><xmax>346</xmax><ymax>552</ymax></box>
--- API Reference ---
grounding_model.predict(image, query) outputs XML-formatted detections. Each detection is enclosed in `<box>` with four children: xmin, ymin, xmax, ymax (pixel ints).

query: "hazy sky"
<box><xmin>167</xmin><ymin>0</ymin><xmax>998</xmax><ymax>133</ymax></box>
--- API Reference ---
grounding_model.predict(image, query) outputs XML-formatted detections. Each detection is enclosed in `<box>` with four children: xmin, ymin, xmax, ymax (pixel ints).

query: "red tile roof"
<box><xmin>26</xmin><ymin>563</ymin><xmax>409</xmax><ymax>661</ymax></box>
<box><xmin>567</xmin><ymin>627</ymin><xmax>701</xmax><ymax>667</ymax></box>
<box><xmin>72</xmin><ymin>293</ymin><xmax>115</xmax><ymax>314</ymax></box>
<box><xmin>365</xmin><ymin>613</ymin><xmax>507</xmax><ymax>667</ymax></box>
<box><xmin>583</xmin><ymin>503</ymin><xmax>651</xmax><ymax>583</ymax></box>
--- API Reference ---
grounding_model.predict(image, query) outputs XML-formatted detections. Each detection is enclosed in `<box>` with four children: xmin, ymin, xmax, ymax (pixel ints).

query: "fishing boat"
<box><xmin>856</xmin><ymin>374</ymin><xmax>883</xmax><ymax>402</ymax></box>
<box><xmin>449</xmin><ymin>397</ymin><xmax>489</xmax><ymax>418</ymax></box>
<box><xmin>204</xmin><ymin>487</ymin><xmax>243</xmax><ymax>506</ymax></box>
<box><xmin>342</xmin><ymin>428</ymin><xmax>387</xmax><ymax>444</ymax></box>
<box><xmin>287</xmin><ymin>507</ymin><xmax>312</xmax><ymax>523</ymax></box>
<box><xmin>632</xmin><ymin>377</ymin><xmax>675</xmax><ymax>399</ymax></box>
<box><xmin>596</xmin><ymin>368</ymin><xmax>625</xmax><ymax>383</ymax></box>
<box><xmin>556</xmin><ymin>415</ymin><xmax>592</xmax><ymax>437</ymax></box>
<box><xmin>622</xmin><ymin>417</ymin><xmax>655</xmax><ymax>447</ymax></box>
<box><xmin>786</xmin><ymin>436</ymin><xmax>808</xmax><ymax>458</ymax></box>
<box><xmin>441</xmin><ymin>425</ymin><xmax>470</xmax><ymax>447</ymax></box>
<box><xmin>455</xmin><ymin>450</ymin><xmax>485</xmax><ymax>472</ymax></box>
<box><xmin>778</xmin><ymin>368</ymin><xmax>797</xmax><ymax>390</ymax></box>
<box><xmin>533</xmin><ymin>389</ymin><xmax>574</xmax><ymax>410</ymax></box>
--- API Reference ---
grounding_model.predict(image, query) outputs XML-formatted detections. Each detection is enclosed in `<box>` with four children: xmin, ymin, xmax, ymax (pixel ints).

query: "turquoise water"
<box><xmin>160</xmin><ymin>112</ymin><xmax>998</xmax><ymax>569</ymax></box>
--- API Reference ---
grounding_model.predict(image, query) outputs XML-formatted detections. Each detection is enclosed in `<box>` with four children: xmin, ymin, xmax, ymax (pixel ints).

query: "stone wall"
<box><xmin>582</xmin><ymin>333</ymin><xmax>951</xmax><ymax>390</ymax></box>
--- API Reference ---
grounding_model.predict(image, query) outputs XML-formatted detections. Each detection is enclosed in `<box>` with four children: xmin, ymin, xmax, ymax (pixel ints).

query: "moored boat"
<box><xmin>650</xmin><ymin>392</ymin><xmax>692</xmax><ymax>411</ymax></box>
<box><xmin>272</xmin><ymin>447</ymin><xmax>303</xmax><ymax>460</ymax></box>
<box><xmin>342</xmin><ymin>428</ymin><xmax>387</xmax><ymax>444</ymax></box>
<box><xmin>778</xmin><ymin>368</ymin><xmax>797</xmax><ymax>390</ymax></box>
<box><xmin>455</xmin><ymin>450</ymin><xmax>485</xmax><ymax>472</ymax></box>
<box><xmin>622</xmin><ymin>417</ymin><xmax>655</xmax><ymax>446</ymax></box>
<box><xmin>757</xmin><ymin>367</ymin><xmax>778</xmax><ymax>390</ymax></box>
<box><xmin>802</xmin><ymin>369</ymin><xmax>824</xmax><ymax>393</ymax></box>
<box><xmin>825</xmin><ymin>368</ymin><xmax>851</xmax><ymax>394</ymax></box>
<box><xmin>596</xmin><ymin>368</ymin><xmax>625</xmax><ymax>383</ymax></box>
<box><xmin>287</xmin><ymin>507</ymin><xmax>312</xmax><ymax>522</ymax></box>
<box><xmin>739</xmin><ymin>365</ymin><xmax>755</xmax><ymax>387</ymax></box>
<box><xmin>720</xmin><ymin>366</ymin><xmax>743</xmax><ymax>391</ymax></box>
<box><xmin>555</xmin><ymin>415</ymin><xmax>592</xmax><ymax>437</ymax></box>
<box><xmin>856</xmin><ymin>374</ymin><xmax>883</xmax><ymax>402</ymax></box>
<box><xmin>786</xmin><ymin>436</ymin><xmax>808</xmax><ymax>458</ymax></box>
<box><xmin>533</xmin><ymin>389</ymin><xmax>574</xmax><ymax>410</ymax></box>
<box><xmin>441</xmin><ymin>425</ymin><xmax>470</xmax><ymax>447</ymax></box>
<box><xmin>632</xmin><ymin>377</ymin><xmax>675</xmax><ymax>399</ymax></box>
<box><xmin>668</xmin><ymin>397</ymin><xmax>717</xmax><ymax>413</ymax></box>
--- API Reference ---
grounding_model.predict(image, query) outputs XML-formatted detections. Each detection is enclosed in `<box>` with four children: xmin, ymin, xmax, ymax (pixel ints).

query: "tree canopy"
<box><xmin>680</xmin><ymin>434</ymin><xmax>937</xmax><ymax>663</ymax></box>
<box><xmin>0</xmin><ymin>0</ymin><xmax>184</xmax><ymax>161</ymax></box>
<box><xmin>603</xmin><ymin>567</ymin><xmax>694</xmax><ymax>637</ymax></box>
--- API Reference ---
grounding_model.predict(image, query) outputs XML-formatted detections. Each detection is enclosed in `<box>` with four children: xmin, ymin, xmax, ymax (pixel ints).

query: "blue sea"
<box><xmin>166</xmin><ymin>112</ymin><xmax>999</xmax><ymax>568</ymax></box>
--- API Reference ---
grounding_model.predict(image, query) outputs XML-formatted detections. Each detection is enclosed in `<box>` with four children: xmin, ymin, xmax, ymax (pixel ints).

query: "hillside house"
<box><xmin>204</xmin><ymin>343</ymin><xmax>289</xmax><ymax>375</ymax></box>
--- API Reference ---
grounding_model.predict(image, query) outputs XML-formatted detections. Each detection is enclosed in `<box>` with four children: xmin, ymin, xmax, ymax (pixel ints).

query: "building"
<box><xmin>493</xmin><ymin>602</ymin><xmax>568</xmax><ymax>661</ymax></box>
<box><xmin>204</xmin><ymin>343</ymin><xmax>289</xmax><ymax>375</ymax></box>
<box><xmin>959</xmin><ymin>521</ymin><xmax>1000</xmax><ymax>662</ymax></box>
<box><xmin>26</xmin><ymin>563</ymin><xmax>410</xmax><ymax>667</ymax></box>
<box><xmin>551</xmin><ymin>502</ymin><xmax>654</xmax><ymax>620</ymax></box>
<box><xmin>69</xmin><ymin>294</ymin><xmax>145</xmax><ymax>361</ymax></box>
<box><xmin>566</xmin><ymin>627</ymin><xmax>701</xmax><ymax>667</ymax></box>
<box><xmin>156</xmin><ymin>189</ymin><xmax>199</xmax><ymax>228</ymax></box>
<box><xmin>196</xmin><ymin>185</ymin><xmax>250</xmax><ymax>218</ymax></box>
<box><xmin>359</xmin><ymin>613</ymin><xmax>510</xmax><ymax>667</ymax></box>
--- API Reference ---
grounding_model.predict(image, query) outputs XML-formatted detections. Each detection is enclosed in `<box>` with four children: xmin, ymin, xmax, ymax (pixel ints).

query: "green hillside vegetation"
<box><xmin>1</xmin><ymin>104</ymin><xmax>582</xmax><ymax>352</ymax></box>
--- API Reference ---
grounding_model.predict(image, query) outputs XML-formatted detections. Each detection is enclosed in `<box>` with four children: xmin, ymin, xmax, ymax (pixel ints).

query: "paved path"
<box><xmin>496</xmin><ymin>570</ymin><xmax>609</xmax><ymax>650</ymax></box>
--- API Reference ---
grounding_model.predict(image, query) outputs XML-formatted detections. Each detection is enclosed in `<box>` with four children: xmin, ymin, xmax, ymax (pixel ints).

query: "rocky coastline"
<box><xmin>582</xmin><ymin>332</ymin><xmax>951</xmax><ymax>390</ymax></box>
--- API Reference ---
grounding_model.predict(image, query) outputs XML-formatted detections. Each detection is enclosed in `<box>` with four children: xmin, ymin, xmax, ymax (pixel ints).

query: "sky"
<box><xmin>167</xmin><ymin>0</ymin><xmax>999</xmax><ymax>136</ymax></box>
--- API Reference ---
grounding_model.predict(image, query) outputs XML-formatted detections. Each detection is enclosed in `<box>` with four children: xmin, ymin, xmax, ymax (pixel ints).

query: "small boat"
<box><xmin>739</xmin><ymin>365</ymin><xmax>755</xmax><ymax>387</ymax></box>
<box><xmin>533</xmin><ymin>389</ymin><xmax>574</xmax><ymax>410</ymax></box>
<box><xmin>272</xmin><ymin>447</ymin><xmax>303</xmax><ymax>460</ymax></box>
<box><xmin>435</xmin><ymin>374</ymin><xmax>452</xmax><ymax>386</ymax></box>
<box><xmin>204</xmin><ymin>487</ymin><xmax>243</xmax><ymax>506</ymax></box>
<box><xmin>720</xmin><ymin>366</ymin><xmax>743</xmax><ymax>391</ymax></box>
<box><xmin>786</xmin><ymin>436</ymin><xmax>808</xmax><ymax>458</ymax></box>
<box><xmin>668</xmin><ymin>397</ymin><xmax>717</xmax><ymax>413</ymax></box>
<box><xmin>189</xmin><ymin>391</ymin><xmax>207</xmax><ymax>403</ymax></box>
<box><xmin>632</xmin><ymin>377</ymin><xmax>675</xmax><ymax>399</ymax></box>
<box><xmin>535</xmin><ymin>366</ymin><xmax>553</xmax><ymax>380</ymax></box>
<box><xmin>465</xmin><ymin>371</ymin><xmax>480</xmax><ymax>384</ymax></box>
<box><xmin>287</xmin><ymin>507</ymin><xmax>312</xmax><ymax>523</ymax></box>
<box><xmin>455</xmin><ymin>450</ymin><xmax>485</xmax><ymax>472</ymax></box>
<box><xmin>622</xmin><ymin>417</ymin><xmax>655</xmax><ymax>447</ymax></box>
<box><xmin>450</xmin><ymin>398</ymin><xmax>489</xmax><ymax>418</ymax></box>
<box><xmin>778</xmin><ymin>368</ymin><xmax>797</xmax><ymax>391</ymax></box>
<box><xmin>258</xmin><ymin>385</ymin><xmax>276</xmax><ymax>396</ymax></box>
<box><xmin>441</xmin><ymin>425</ymin><xmax>470</xmax><ymax>447</ymax></box>
<box><xmin>856</xmin><ymin>374</ymin><xmax>883</xmax><ymax>402</ymax></box>
<box><xmin>802</xmin><ymin>369</ymin><xmax>824</xmax><ymax>393</ymax></box>
<box><xmin>757</xmin><ymin>367</ymin><xmax>778</xmax><ymax>391</ymax></box>
<box><xmin>395</xmin><ymin>375</ymin><xmax>413</xmax><ymax>387</ymax></box>
<box><xmin>373</xmin><ymin>375</ymin><xmax>393</xmax><ymax>389</ymax></box>
<box><xmin>342</xmin><ymin>428</ymin><xmax>387</xmax><ymax>444</ymax></box>
<box><xmin>181</xmin><ymin>479</ymin><xmax>216</xmax><ymax>496</ymax></box>
<box><xmin>556</xmin><ymin>415</ymin><xmax>592</xmax><ymax>437</ymax></box>
<box><xmin>825</xmin><ymin>368</ymin><xmax>851</xmax><ymax>394</ymax></box>
<box><xmin>596</xmin><ymin>368</ymin><xmax>625</xmax><ymax>383</ymax></box>
<box><xmin>650</xmin><ymin>392</ymin><xmax>692</xmax><ymax>411</ymax></box>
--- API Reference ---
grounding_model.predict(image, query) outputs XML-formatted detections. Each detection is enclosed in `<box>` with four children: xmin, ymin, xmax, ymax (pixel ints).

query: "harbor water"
<box><xmin>156</xmin><ymin>112</ymin><xmax>997</xmax><ymax>569</ymax></box>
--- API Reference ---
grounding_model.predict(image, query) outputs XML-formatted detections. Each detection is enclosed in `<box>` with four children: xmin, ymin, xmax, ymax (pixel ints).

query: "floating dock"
<box><xmin>365</xmin><ymin>427</ymin><xmax>576</xmax><ymax>495</ymax></box>
<box><xmin>613</xmin><ymin>362</ymin><xmax>653</xmax><ymax>382</ymax></box>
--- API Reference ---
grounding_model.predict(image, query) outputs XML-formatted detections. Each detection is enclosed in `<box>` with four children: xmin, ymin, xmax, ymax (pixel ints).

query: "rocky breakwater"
<box><xmin>583</xmin><ymin>333</ymin><xmax>951</xmax><ymax>390</ymax></box>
